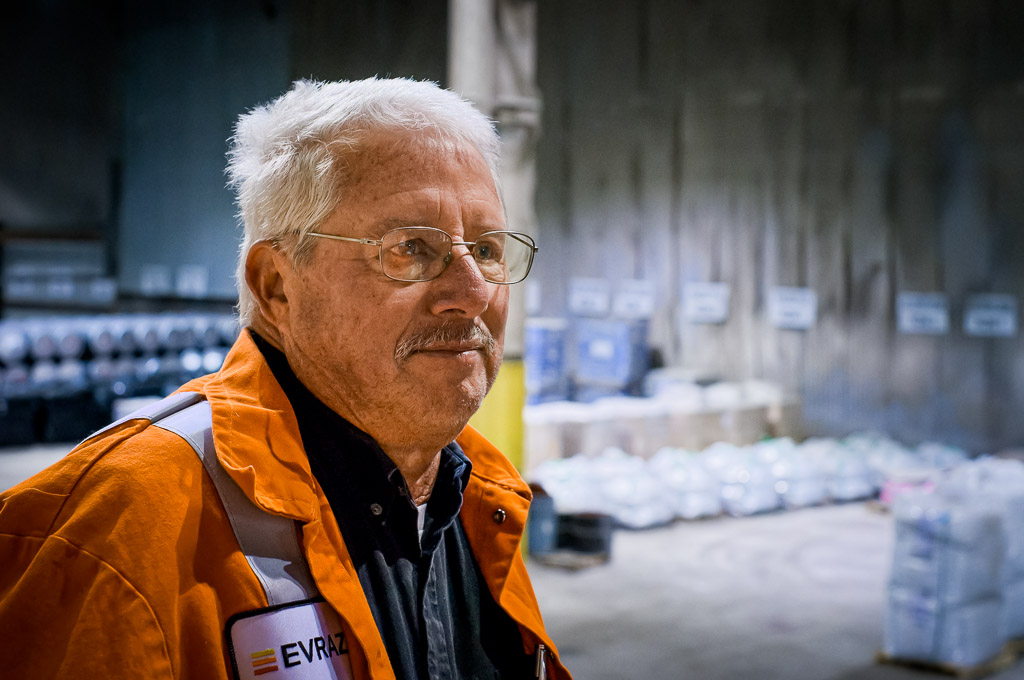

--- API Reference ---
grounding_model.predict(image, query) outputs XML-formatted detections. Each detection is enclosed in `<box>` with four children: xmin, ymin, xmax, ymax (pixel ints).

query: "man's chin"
<box><xmin>410</xmin><ymin>397</ymin><xmax>485</xmax><ymax>447</ymax></box>
<box><xmin>435</xmin><ymin>378</ymin><xmax>489</xmax><ymax>423</ymax></box>
<box><xmin>400</xmin><ymin>355</ymin><xmax>498</xmax><ymax>420</ymax></box>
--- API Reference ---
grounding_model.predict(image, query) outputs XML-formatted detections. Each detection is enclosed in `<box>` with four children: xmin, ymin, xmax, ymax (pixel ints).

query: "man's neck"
<box><xmin>397</xmin><ymin>452</ymin><xmax>441</xmax><ymax>505</ymax></box>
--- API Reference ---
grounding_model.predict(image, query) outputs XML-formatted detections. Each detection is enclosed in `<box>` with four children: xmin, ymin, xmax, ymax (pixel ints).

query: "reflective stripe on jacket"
<box><xmin>0</xmin><ymin>330</ymin><xmax>570</xmax><ymax>680</ymax></box>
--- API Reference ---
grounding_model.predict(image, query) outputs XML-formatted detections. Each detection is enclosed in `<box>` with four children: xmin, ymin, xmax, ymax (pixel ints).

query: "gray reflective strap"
<box><xmin>78</xmin><ymin>391</ymin><xmax>205</xmax><ymax>445</ymax></box>
<box><xmin>106</xmin><ymin>392</ymin><xmax>319</xmax><ymax>607</ymax></box>
<box><xmin>154</xmin><ymin>399</ymin><xmax>318</xmax><ymax>606</ymax></box>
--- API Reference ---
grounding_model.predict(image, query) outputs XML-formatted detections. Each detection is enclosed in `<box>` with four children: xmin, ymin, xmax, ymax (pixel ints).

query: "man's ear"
<box><xmin>245</xmin><ymin>240</ymin><xmax>292</xmax><ymax>334</ymax></box>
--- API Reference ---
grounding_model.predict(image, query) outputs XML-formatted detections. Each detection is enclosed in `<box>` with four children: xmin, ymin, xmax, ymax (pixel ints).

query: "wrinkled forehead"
<box><xmin>336</xmin><ymin>129</ymin><xmax>498</xmax><ymax>199</ymax></box>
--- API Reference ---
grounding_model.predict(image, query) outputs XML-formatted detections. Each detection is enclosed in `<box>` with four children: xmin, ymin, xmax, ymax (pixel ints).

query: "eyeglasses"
<box><xmin>307</xmin><ymin>226</ymin><xmax>538</xmax><ymax>284</ymax></box>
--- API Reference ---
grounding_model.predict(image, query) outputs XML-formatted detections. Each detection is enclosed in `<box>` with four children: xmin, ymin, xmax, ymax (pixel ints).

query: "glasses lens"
<box><xmin>472</xmin><ymin>232</ymin><xmax>535</xmax><ymax>284</ymax></box>
<box><xmin>380</xmin><ymin>227</ymin><xmax>452</xmax><ymax>281</ymax></box>
<box><xmin>378</xmin><ymin>227</ymin><xmax>535</xmax><ymax>283</ymax></box>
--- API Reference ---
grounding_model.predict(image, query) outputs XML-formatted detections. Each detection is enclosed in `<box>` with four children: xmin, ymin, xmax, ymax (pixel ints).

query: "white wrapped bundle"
<box><xmin>846</xmin><ymin>432</ymin><xmax>916</xmax><ymax>491</ymax></box>
<box><xmin>764</xmin><ymin>440</ymin><xmax>828</xmax><ymax>509</ymax></box>
<box><xmin>701</xmin><ymin>441</ymin><xmax>744</xmax><ymax>472</ymax></box>
<box><xmin>530</xmin><ymin>454</ymin><xmax>604</xmax><ymax>515</ymax></box>
<box><xmin>827</xmin><ymin>450</ymin><xmax>876</xmax><ymax>501</ymax></box>
<box><xmin>699</xmin><ymin>442</ymin><xmax>778</xmax><ymax>517</ymax></box>
<box><xmin>800</xmin><ymin>438</ymin><xmax>877</xmax><ymax>501</ymax></box>
<box><xmin>916</xmin><ymin>441</ymin><xmax>970</xmax><ymax>470</ymax></box>
<box><xmin>884</xmin><ymin>587</ymin><xmax>1003</xmax><ymax>667</ymax></box>
<box><xmin>587</xmin><ymin>448</ymin><xmax>676</xmax><ymax>529</ymax></box>
<box><xmin>752</xmin><ymin>437</ymin><xmax>797</xmax><ymax>464</ymax></box>
<box><xmin>889</xmin><ymin>489</ymin><xmax>1004</xmax><ymax>604</ymax></box>
<box><xmin>531</xmin><ymin>449</ymin><xmax>677</xmax><ymax>529</ymax></box>
<box><xmin>716</xmin><ymin>455</ymin><xmax>780</xmax><ymax>517</ymax></box>
<box><xmin>650</xmin><ymin>448</ymin><xmax>722</xmax><ymax>520</ymax></box>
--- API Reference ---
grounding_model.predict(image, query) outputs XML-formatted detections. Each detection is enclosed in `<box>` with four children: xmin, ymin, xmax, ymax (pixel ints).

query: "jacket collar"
<box><xmin>194</xmin><ymin>329</ymin><xmax>320</xmax><ymax>521</ymax></box>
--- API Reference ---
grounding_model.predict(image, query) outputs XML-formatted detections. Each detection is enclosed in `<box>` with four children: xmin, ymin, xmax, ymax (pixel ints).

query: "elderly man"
<box><xmin>0</xmin><ymin>78</ymin><xmax>569</xmax><ymax>680</ymax></box>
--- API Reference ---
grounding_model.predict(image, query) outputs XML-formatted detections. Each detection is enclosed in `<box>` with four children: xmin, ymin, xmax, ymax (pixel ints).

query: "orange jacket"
<box><xmin>0</xmin><ymin>331</ymin><xmax>570</xmax><ymax>679</ymax></box>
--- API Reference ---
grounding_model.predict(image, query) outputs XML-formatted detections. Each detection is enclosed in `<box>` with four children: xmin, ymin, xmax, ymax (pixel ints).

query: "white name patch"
<box><xmin>227</xmin><ymin>599</ymin><xmax>354</xmax><ymax>680</ymax></box>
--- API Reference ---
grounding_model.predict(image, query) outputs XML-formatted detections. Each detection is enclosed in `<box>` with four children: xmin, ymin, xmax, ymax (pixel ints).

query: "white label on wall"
<box><xmin>140</xmin><ymin>264</ymin><xmax>173</xmax><ymax>296</ymax></box>
<box><xmin>964</xmin><ymin>294</ymin><xmax>1018</xmax><ymax>338</ymax></box>
<box><xmin>897</xmin><ymin>292</ymin><xmax>949</xmax><ymax>335</ymax></box>
<box><xmin>46</xmin><ymin>277</ymin><xmax>75</xmax><ymax>300</ymax></box>
<box><xmin>5</xmin><ymin>277</ymin><xmax>38</xmax><ymax>300</ymax></box>
<box><xmin>88</xmin><ymin>277</ymin><xmax>118</xmax><ymax>304</ymax></box>
<box><xmin>569</xmin><ymin>277</ymin><xmax>611</xmax><ymax>317</ymax></box>
<box><xmin>587</xmin><ymin>338</ymin><xmax>616</xmax><ymax>360</ymax></box>
<box><xmin>613</xmin><ymin>279</ymin><xmax>656</xmax><ymax>319</ymax></box>
<box><xmin>684</xmin><ymin>282</ymin><xmax>731</xmax><ymax>324</ymax></box>
<box><xmin>176</xmin><ymin>264</ymin><xmax>209</xmax><ymax>299</ymax></box>
<box><xmin>768</xmin><ymin>286</ymin><xmax>817</xmax><ymax>330</ymax></box>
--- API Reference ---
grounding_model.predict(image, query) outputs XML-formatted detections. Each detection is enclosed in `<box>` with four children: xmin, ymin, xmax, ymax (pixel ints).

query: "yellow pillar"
<box><xmin>469</xmin><ymin>359</ymin><xmax>525</xmax><ymax>470</ymax></box>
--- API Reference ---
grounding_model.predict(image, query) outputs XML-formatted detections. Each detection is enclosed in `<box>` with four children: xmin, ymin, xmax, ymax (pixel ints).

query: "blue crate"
<box><xmin>525</xmin><ymin>318</ymin><xmax>570</xmax><ymax>402</ymax></box>
<box><xmin>573</xmin><ymin>318</ymin><xmax>648</xmax><ymax>393</ymax></box>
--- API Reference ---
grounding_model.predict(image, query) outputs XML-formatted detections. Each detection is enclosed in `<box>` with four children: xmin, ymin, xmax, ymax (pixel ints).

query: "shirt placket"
<box><xmin>422</xmin><ymin>539</ymin><xmax>457</xmax><ymax>680</ymax></box>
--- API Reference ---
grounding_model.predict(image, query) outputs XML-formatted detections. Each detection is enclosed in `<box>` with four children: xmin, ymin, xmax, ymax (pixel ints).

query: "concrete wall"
<box><xmin>1</xmin><ymin>4</ymin><xmax>120</xmax><ymax>229</ymax></box>
<box><xmin>117</xmin><ymin>0</ymin><xmax>447</xmax><ymax>299</ymax></box>
<box><xmin>3</xmin><ymin>0</ymin><xmax>448</xmax><ymax>303</ymax></box>
<box><xmin>117</xmin><ymin>1</ymin><xmax>291</xmax><ymax>299</ymax></box>
<box><xmin>534</xmin><ymin>0</ymin><xmax>1024</xmax><ymax>452</ymax></box>
<box><xmin>10</xmin><ymin>0</ymin><xmax>1023</xmax><ymax>451</ymax></box>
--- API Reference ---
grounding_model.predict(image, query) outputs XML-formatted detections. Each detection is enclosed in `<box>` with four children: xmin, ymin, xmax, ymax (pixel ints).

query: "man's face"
<box><xmin>276</xmin><ymin>132</ymin><xmax>508</xmax><ymax>455</ymax></box>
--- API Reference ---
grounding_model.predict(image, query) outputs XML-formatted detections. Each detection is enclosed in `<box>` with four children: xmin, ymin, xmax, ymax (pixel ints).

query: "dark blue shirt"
<box><xmin>252</xmin><ymin>332</ymin><xmax>532</xmax><ymax>679</ymax></box>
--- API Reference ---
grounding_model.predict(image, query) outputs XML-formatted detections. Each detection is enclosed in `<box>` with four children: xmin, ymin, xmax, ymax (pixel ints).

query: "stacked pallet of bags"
<box><xmin>992</xmin><ymin>463</ymin><xmax>1024</xmax><ymax>641</ymax></box>
<box><xmin>883</xmin><ymin>457</ymin><xmax>1024</xmax><ymax>668</ymax></box>
<box><xmin>949</xmin><ymin>459</ymin><xmax>1024</xmax><ymax>642</ymax></box>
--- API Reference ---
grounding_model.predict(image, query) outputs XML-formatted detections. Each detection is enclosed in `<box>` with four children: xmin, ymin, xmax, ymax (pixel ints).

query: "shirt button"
<box><xmin>370</xmin><ymin>503</ymin><xmax>383</xmax><ymax>517</ymax></box>
<box><xmin>492</xmin><ymin>508</ymin><xmax>507</xmax><ymax>524</ymax></box>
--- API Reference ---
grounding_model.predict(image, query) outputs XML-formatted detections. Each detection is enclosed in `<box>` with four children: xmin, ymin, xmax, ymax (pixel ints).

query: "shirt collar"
<box><xmin>419</xmin><ymin>440</ymin><xmax>473</xmax><ymax>553</ymax></box>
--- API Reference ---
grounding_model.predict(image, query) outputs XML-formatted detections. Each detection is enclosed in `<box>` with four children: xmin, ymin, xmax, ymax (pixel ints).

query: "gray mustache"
<box><xmin>394</xmin><ymin>322</ymin><xmax>496</xmax><ymax>363</ymax></box>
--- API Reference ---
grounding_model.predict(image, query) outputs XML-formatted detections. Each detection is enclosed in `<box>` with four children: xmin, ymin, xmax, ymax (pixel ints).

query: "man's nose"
<box><xmin>427</xmin><ymin>247</ymin><xmax>491</xmax><ymax>318</ymax></box>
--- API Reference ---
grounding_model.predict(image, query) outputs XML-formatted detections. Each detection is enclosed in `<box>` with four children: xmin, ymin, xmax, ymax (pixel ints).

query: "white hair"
<box><xmin>226</xmin><ymin>77</ymin><xmax>503</xmax><ymax>325</ymax></box>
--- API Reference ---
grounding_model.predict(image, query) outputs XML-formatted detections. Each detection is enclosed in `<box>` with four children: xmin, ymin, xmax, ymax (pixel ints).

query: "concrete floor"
<box><xmin>0</xmin><ymin>444</ymin><xmax>72</xmax><ymax>492</ymax></box>
<box><xmin>526</xmin><ymin>504</ymin><xmax>1024</xmax><ymax>680</ymax></box>
<box><xmin>4</xmin><ymin>449</ymin><xmax>1023</xmax><ymax>680</ymax></box>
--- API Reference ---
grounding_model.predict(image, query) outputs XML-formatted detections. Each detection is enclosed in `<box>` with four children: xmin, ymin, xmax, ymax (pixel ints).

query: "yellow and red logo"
<box><xmin>250</xmin><ymin>648</ymin><xmax>279</xmax><ymax>675</ymax></box>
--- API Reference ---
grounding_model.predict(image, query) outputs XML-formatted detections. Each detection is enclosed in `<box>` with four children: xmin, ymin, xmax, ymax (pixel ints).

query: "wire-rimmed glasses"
<box><xmin>307</xmin><ymin>226</ymin><xmax>537</xmax><ymax>284</ymax></box>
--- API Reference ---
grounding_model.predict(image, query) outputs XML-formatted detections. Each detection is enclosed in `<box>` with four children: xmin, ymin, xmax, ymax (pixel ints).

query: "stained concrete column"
<box><xmin>449</xmin><ymin>0</ymin><xmax>497</xmax><ymax>115</ymax></box>
<box><xmin>452</xmin><ymin>0</ymin><xmax>541</xmax><ymax>469</ymax></box>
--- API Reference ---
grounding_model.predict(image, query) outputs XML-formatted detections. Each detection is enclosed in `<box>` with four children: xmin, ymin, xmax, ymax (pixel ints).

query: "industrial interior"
<box><xmin>3</xmin><ymin>2</ymin><xmax>1024</xmax><ymax>679</ymax></box>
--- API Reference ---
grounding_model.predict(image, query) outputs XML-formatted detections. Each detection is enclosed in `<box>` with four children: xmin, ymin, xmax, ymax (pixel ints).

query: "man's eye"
<box><xmin>394</xmin><ymin>239</ymin><xmax>430</xmax><ymax>257</ymax></box>
<box><xmin>473</xmin><ymin>239</ymin><xmax>504</xmax><ymax>262</ymax></box>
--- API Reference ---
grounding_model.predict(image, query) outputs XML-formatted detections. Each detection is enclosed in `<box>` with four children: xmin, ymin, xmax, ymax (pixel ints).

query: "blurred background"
<box><xmin>3</xmin><ymin>1</ymin><xmax>1024</xmax><ymax>679</ymax></box>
